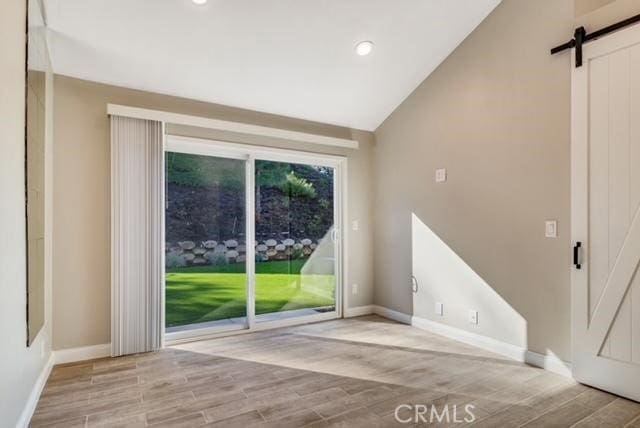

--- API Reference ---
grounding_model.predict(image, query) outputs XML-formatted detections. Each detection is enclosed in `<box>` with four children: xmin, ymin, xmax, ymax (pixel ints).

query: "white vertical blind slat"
<box><xmin>111</xmin><ymin>116</ymin><xmax>163</xmax><ymax>356</ymax></box>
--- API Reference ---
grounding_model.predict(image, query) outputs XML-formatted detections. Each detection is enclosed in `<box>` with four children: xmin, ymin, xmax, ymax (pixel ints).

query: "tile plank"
<box><xmin>29</xmin><ymin>316</ymin><xmax>625</xmax><ymax>428</ymax></box>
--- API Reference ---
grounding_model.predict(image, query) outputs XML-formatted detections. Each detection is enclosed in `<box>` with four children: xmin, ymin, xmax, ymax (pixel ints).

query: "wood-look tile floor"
<box><xmin>32</xmin><ymin>316</ymin><xmax>640</xmax><ymax>427</ymax></box>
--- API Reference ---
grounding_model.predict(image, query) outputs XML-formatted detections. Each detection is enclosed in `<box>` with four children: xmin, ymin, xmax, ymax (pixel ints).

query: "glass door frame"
<box><xmin>164</xmin><ymin>135</ymin><xmax>346</xmax><ymax>344</ymax></box>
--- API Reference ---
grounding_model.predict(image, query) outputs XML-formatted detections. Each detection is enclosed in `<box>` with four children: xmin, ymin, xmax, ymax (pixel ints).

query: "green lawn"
<box><xmin>166</xmin><ymin>261</ymin><xmax>335</xmax><ymax>327</ymax></box>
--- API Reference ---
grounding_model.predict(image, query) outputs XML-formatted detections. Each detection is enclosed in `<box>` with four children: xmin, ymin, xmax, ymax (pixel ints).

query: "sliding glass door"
<box><xmin>164</xmin><ymin>137</ymin><xmax>343</xmax><ymax>340</ymax></box>
<box><xmin>254</xmin><ymin>159</ymin><xmax>336</xmax><ymax>322</ymax></box>
<box><xmin>165</xmin><ymin>152</ymin><xmax>248</xmax><ymax>334</ymax></box>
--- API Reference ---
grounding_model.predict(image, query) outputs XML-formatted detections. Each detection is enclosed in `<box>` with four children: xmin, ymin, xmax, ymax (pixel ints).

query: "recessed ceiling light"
<box><xmin>355</xmin><ymin>41</ymin><xmax>374</xmax><ymax>56</ymax></box>
<box><xmin>192</xmin><ymin>0</ymin><xmax>207</xmax><ymax>5</ymax></box>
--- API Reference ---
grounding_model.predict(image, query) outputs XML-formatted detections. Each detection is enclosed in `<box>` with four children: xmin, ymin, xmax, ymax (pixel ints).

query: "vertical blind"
<box><xmin>110</xmin><ymin>115</ymin><xmax>164</xmax><ymax>356</ymax></box>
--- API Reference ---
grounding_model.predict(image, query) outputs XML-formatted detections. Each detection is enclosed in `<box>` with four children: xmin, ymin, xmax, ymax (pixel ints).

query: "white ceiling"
<box><xmin>44</xmin><ymin>0</ymin><xmax>500</xmax><ymax>131</ymax></box>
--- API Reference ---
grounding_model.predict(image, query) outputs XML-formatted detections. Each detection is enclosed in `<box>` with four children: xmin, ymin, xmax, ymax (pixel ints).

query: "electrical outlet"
<box><xmin>352</xmin><ymin>220</ymin><xmax>359</xmax><ymax>231</ymax></box>
<box><xmin>469</xmin><ymin>310</ymin><xmax>478</xmax><ymax>325</ymax></box>
<box><xmin>352</xmin><ymin>283</ymin><xmax>359</xmax><ymax>295</ymax></box>
<box><xmin>435</xmin><ymin>302</ymin><xmax>444</xmax><ymax>316</ymax></box>
<box><xmin>435</xmin><ymin>168</ymin><xmax>447</xmax><ymax>183</ymax></box>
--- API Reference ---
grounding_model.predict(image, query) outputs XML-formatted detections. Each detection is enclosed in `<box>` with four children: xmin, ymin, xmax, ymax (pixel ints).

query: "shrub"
<box><xmin>206</xmin><ymin>247</ymin><xmax>229</xmax><ymax>266</ymax></box>
<box><xmin>166</xmin><ymin>251</ymin><xmax>187</xmax><ymax>268</ymax></box>
<box><xmin>291</xmin><ymin>248</ymin><xmax>305</xmax><ymax>259</ymax></box>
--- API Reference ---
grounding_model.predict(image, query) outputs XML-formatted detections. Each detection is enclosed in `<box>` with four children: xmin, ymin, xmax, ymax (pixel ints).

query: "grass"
<box><xmin>166</xmin><ymin>260</ymin><xmax>335</xmax><ymax>328</ymax></box>
<box><xmin>167</xmin><ymin>259</ymin><xmax>307</xmax><ymax>275</ymax></box>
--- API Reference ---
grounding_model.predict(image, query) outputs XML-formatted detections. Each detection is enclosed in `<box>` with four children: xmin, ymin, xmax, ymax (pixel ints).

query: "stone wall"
<box><xmin>165</xmin><ymin>237</ymin><xmax>322</xmax><ymax>268</ymax></box>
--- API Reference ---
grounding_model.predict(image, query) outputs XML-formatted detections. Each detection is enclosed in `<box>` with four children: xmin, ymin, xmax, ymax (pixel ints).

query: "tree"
<box><xmin>281</xmin><ymin>171</ymin><xmax>316</xmax><ymax>198</ymax></box>
<box><xmin>166</xmin><ymin>152</ymin><xmax>244</xmax><ymax>190</ymax></box>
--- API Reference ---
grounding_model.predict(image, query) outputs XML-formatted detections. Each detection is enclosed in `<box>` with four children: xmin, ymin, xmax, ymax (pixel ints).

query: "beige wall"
<box><xmin>575</xmin><ymin>0</ymin><xmax>616</xmax><ymax>16</ymax></box>
<box><xmin>373</xmin><ymin>0</ymin><xmax>640</xmax><ymax>361</ymax></box>
<box><xmin>0</xmin><ymin>0</ymin><xmax>53</xmax><ymax>425</ymax></box>
<box><xmin>50</xmin><ymin>0</ymin><xmax>640</xmax><ymax>360</ymax></box>
<box><xmin>52</xmin><ymin>75</ymin><xmax>374</xmax><ymax>350</ymax></box>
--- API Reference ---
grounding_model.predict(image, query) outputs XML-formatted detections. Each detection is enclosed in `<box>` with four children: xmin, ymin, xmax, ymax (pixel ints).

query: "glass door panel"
<box><xmin>254</xmin><ymin>159</ymin><xmax>337</xmax><ymax>323</ymax></box>
<box><xmin>165</xmin><ymin>151</ymin><xmax>247</xmax><ymax>333</ymax></box>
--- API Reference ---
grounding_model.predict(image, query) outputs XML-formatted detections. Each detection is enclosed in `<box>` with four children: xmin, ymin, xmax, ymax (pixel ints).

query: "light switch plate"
<box><xmin>435</xmin><ymin>302</ymin><xmax>444</xmax><ymax>316</ymax></box>
<box><xmin>435</xmin><ymin>168</ymin><xmax>447</xmax><ymax>183</ymax></box>
<box><xmin>545</xmin><ymin>220</ymin><xmax>557</xmax><ymax>238</ymax></box>
<box><xmin>469</xmin><ymin>310</ymin><xmax>478</xmax><ymax>325</ymax></box>
<box><xmin>352</xmin><ymin>220</ymin><xmax>359</xmax><ymax>231</ymax></box>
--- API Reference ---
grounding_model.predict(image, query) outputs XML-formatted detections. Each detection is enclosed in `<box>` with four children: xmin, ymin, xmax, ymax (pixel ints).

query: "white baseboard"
<box><xmin>17</xmin><ymin>344</ymin><xmax>111</xmax><ymax>427</ymax></box>
<box><xmin>410</xmin><ymin>315</ymin><xmax>527</xmax><ymax>362</ymax></box>
<box><xmin>18</xmin><ymin>313</ymin><xmax>572</xmax><ymax>428</ymax></box>
<box><xmin>16</xmin><ymin>352</ymin><xmax>54</xmax><ymax>428</ymax></box>
<box><xmin>373</xmin><ymin>305</ymin><xmax>412</xmax><ymax>324</ymax></box>
<box><xmin>411</xmin><ymin>314</ymin><xmax>573</xmax><ymax>378</ymax></box>
<box><xmin>345</xmin><ymin>305</ymin><xmax>414</xmax><ymax>321</ymax></box>
<box><xmin>367</xmin><ymin>306</ymin><xmax>573</xmax><ymax>379</ymax></box>
<box><xmin>53</xmin><ymin>343</ymin><xmax>111</xmax><ymax>365</ymax></box>
<box><xmin>525</xmin><ymin>350</ymin><xmax>573</xmax><ymax>378</ymax></box>
<box><xmin>344</xmin><ymin>305</ymin><xmax>374</xmax><ymax>317</ymax></box>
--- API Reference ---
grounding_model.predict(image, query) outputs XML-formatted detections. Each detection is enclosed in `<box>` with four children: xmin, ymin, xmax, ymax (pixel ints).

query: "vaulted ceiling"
<box><xmin>44</xmin><ymin>0</ymin><xmax>500</xmax><ymax>130</ymax></box>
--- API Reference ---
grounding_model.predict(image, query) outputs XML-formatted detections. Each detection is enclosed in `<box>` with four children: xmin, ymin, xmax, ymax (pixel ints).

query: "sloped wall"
<box><xmin>373</xmin><ymin>0</ymin><xmax>640</xmax><ymax>361</ymax></box>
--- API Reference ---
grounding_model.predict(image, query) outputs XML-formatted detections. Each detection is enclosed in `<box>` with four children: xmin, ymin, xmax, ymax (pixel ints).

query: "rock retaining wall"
<box><xmin>165</xmin><ymin>238</ymin><xmax>322</xmax><ymax>268</ymax></box>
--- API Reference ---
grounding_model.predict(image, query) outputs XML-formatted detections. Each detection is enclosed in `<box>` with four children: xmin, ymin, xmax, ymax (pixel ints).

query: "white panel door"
<box><xmin>572</xmin><ymin>23</ymin><xmax>640</xmax><ymax>402</ymax></box>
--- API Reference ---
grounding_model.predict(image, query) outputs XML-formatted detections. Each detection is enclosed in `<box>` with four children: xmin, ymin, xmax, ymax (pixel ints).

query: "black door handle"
<box><xmin>573</xmin><ymin>242</ymin><xmax>582</xmax><ymax>269</ymax></box>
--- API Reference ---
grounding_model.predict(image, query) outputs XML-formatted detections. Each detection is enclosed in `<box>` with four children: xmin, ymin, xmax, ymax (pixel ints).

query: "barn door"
<box><xmin>572</xmin><ymin>23</ymin><xmax>640</xmax><ymax>401</ymax></box>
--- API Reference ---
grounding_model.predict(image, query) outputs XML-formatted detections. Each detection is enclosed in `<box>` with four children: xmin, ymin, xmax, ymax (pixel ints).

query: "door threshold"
<box><xmin>164</xmin><ymin>311</ymin><xmax>339</xmax><ymax>346</ymax></box>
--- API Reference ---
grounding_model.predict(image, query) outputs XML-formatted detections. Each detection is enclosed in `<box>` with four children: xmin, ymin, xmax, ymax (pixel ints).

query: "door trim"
<box><xmin>108</xmin><ymin>104</ymin><xmax>359</xmax><ymax>149</ymax></box>
<box><xmin>163</xmin><ymin>135</ymin><xmax>347</xmax><ymax>345</ymax></box>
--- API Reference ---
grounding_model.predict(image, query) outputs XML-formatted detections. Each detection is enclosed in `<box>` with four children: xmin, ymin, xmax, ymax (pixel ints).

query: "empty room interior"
<box><xmin>4</xmin><ymin>0</ymin><xmax>640</xmax><ymax>427</ymax></box>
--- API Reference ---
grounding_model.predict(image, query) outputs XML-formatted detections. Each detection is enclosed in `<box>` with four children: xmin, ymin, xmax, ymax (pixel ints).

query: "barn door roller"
<box><xmin>551</xmin><ymin>13</ymin><xmax>640</xmax><ymax>67</ymax></box>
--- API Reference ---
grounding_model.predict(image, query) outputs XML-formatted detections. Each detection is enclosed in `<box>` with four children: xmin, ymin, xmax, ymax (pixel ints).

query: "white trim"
<box><xmin>336</xmin><ymin>162</ymin><xmax>346</xmax><ymax>319</ymax></box>
<box><xmin>166</xmin><ymin>326</ymin><xmax>248</xmax><ymax>346</ymax></box>
<box><xmin>524</xmin><ymin>350</ymin><xmax>573</xmax><ymax>378</ymax></box>
<box><xmin>166</xmin><ymin>324</ymin><xmax>248</xmax><ymax>343</ymax></box>
<box><xmin>344</xmin><ymin>305</ymin><xmax>374</xmax><ymax>317</ymax></box>
<box><xmin>166</xmin><ymin>311</ymin><xmax>339</xmax><ymax>346</ymax></box>
<box><xmin>253</xmin><ymin>311</ymin><xmax>339</xmax><ymax>332</ymax></box>
<box><xmin>364</xmin><ymin>307</ymin><xmax>573</xmax><ymax>378</ymax></box>
<box><xmin>166</xmin><ymin>135</ymin><xmax>345</xmax><ymax>167</ymax></box>
<box><xmin>410</xmin><ymin>315</ymin><xmax>526</xmax><ymax>361</ymax></box>
<box><xmin>107</xmin><ymin>104</ymin><xmax>359</xmax><ymax>149</ymax></box>
<box><xmin>160</xmin><ymin>126</ymin><xmax>167</xmax><ymax>349</ymax></box>
<box><xmin>166</xmin><ymin>136</ymin><xmax>249</xmax><ymax>161</ymax></box>
<box><xmin>45</xmin><ymin>321</ymin><xmax>571</xmax><ymax>379</ymax></box>
<box><xmin>16</xmin><ymin>353</ymin><xmax>54</xmax><ymax>428</ymax></box>
<box><xmin>18</xmin><ymin>343</ymin><xmax>114</xmax><ymax>426</ymax></box>
<box><xmin>53</xmin><ymin>343</ymin><xmax>111</xmax><ymax>365</ymax></box>
<box><xmin>373</xmin><ymin>305</ymin><xmax>412</xmax><ymax>324</ymax></box>
<box><xmin>409</xmin><ymin>314</ymin><xmax>573</xmax><ymax>378</ymax></box>
<box><xmin>17</xmin><ymin>320</ymin><xmax>571</xmax><ymax>427</ymax></box>
<box><xmin>246</xmin><ymin>154</ymin><xmax>256</xmax><ymax>330</ymax></box>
